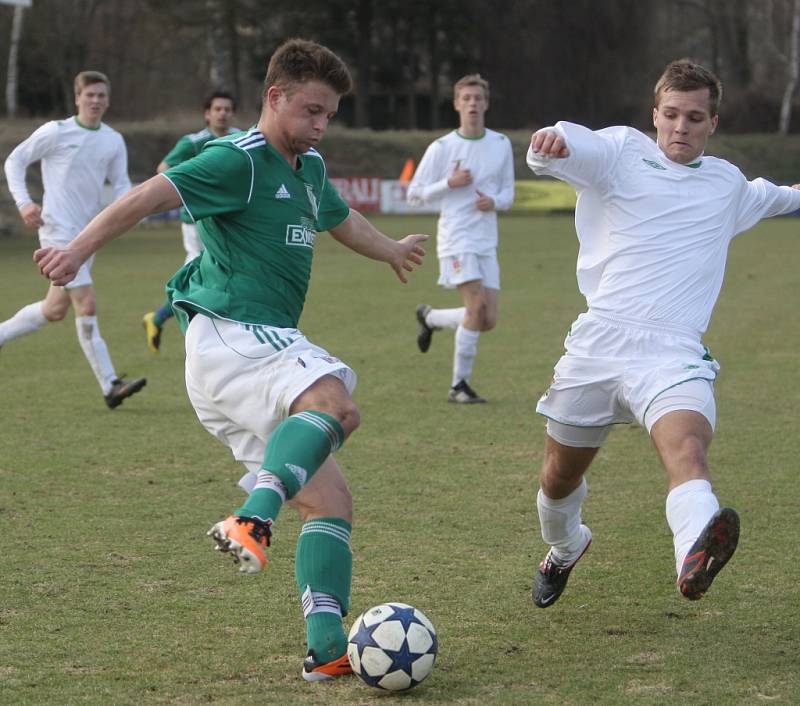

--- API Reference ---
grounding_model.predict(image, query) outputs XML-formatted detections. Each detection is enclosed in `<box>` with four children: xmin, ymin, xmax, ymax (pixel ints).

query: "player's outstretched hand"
<box><xmin>391</xmin><ymin>234</ymin><xmax>428</xmax><ymax>283</ymax></box>
<box><xmin>530</xmin><ymin>129</ymin><xmax>570</xmax><ymax>159</ymax></box>
<box><xmin>33</xmin><ymin>246</ymin><xmax>83</xmax><ymax>286</ymax></box>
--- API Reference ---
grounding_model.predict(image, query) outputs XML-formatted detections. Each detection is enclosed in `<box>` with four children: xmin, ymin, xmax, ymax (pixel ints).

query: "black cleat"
<box><xmin>533</xmin><ymin>526</ymin><xmax>592</xmax><ymax>608</ymax></box>
<box><xmin>677</xmin><ymin>507</ymin><xmax>739</xmax><ymax>600</ymax></box>
<box><xmin>448</xmin><ymin>379</ymin><xmax>486</xmax><ymax>404</ymax></box>
<box><xmin>105</xmin><ymin>376</ymin><xmax>147</xmax><ymax>409</ymax></box>
<box><xmin>416</xmin><ymin>304</ymin><xmax>437</xmax><ymax>353</ymax></box>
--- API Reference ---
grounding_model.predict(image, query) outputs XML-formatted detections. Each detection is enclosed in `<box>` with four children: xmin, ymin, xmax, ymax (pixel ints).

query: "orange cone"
<box><xmin>399</xmin><ymin>158</ymin><xmax>415</xmax><ymax>183</ymax></box>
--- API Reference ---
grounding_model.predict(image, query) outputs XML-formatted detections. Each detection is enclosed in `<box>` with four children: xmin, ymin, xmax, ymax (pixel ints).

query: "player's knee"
<box><xmin>336</xmin><ymin>400</ymin><xmax>361</xmax><ymax>438</ymax></box>
<box><xmin>42</xmin><ymin>302</ymin><xmax>68</xmax><ymax>322</ymax></box>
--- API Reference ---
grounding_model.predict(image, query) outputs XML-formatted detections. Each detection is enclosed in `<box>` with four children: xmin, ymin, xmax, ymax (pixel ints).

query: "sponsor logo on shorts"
<box><xmin>452</xmin><ymin>257</ymin><xmax>461</xmax><ymax>272</ymax></box>
<box><xmin>286</xmin><ymin>224</ymin><xmax>316</xmax><ymax>248</ymax></box>
<box><xmin>296</xmin><ymin>357</ymin><xmax>307</xmax><ymax>368</ymax></box>
<box><xmin>285</xmin><ymin>464</ymin><xmax>308</xmax><ymax>487</ymax></box>
<box><xmin>313</xmin><ymin>354</ymin><xmax>340</xmax><ymax>365</ymax></box>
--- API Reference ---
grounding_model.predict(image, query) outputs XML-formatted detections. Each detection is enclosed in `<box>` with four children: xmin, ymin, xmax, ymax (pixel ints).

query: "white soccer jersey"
<box><xmin>4</xmin><ymin>117</ymin><xmax>131</xmax><ymax>239</ymax></box>
<box><xmin>527</xmin><ymin>122</ymin><xmax>800</xmax><ymax>335</ymax></box>
<box><xmin>407</xmin><ymin>128</ymin><xmax>515</xmax><ymax>257</ymax></box>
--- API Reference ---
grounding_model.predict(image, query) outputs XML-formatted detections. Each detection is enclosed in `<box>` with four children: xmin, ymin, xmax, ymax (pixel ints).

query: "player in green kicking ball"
<box><xmin>35</xmin><ymin>38</ymin><xmax>428</xmax><ymax>682</ymax></box>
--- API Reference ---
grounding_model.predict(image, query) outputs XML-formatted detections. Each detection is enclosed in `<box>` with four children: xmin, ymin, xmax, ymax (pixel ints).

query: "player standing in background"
<box><xmin>142</xmin><ymin>90</ymin><xmax>238</xmax><ymax>352</ymax></box>
<box><xmin>407</xmin><ymin>74</ymin><xmax>514</xmax><ymax>403</ymax></box>
<box><xmin>526</xmin><ymin>59</ymin><xmax>800</xmax><ymax>608</ymax></box>
<box><xmin>35</xmin><ymin>39</ymin><xmax>427</xmax><ymax>681</ymax></box>
<box><xmin>2</xmin><ymin>70</ymin><xmax>146</xmax><ymax>409</ymax></box>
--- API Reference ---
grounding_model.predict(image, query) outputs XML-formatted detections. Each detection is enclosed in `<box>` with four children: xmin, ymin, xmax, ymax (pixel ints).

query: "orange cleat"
<box><xmin>301</xmin><ymin>652</ymin><xmax>353</xmax><ymax>682</ymax></box>
<box><xmin>207</xmin><ymin>515</ymin><xmax>272</xmax><ymax>573</ymax></box>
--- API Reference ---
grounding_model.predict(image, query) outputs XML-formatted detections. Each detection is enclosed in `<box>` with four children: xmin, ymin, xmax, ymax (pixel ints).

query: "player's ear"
<box><xmin>266</xmin><ymin>85</ymin><xmax>283</xmax><ymax>110</ymax></box>
<box><xmin>709</xmin><ymin>114</ymin><xmax>719</xmax><ymax>135</ymax></box>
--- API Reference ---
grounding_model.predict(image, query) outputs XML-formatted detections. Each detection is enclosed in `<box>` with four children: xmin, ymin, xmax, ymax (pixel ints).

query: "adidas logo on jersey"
<box><xmin>275</xmin><ymin>184</ymin><xmax>291</xmax><ymax>199</ymax></box>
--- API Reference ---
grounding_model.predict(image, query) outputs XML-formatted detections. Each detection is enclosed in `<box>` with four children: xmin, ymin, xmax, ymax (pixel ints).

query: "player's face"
<box><xmin>205</xmin><ymin>98</ymin><xmax>235</xmax><ymax>135</ymax></box>
<box><xmin>75</xmin><ymin>82</ymin><xmax>110</xmax><ymax>127</ymax></box>
<box><xmin>653</xmin><ymin>88</ymin><xmax>718</xmax><ymax>164</ymax></box>
<box><xmin>454</xmin><ymin>85</ymin><xmax>488</xmax><ymax>131</ymax></box>
<box><xmin>270</xmin><ymin>80</ymin><xmax>340</xmax><ymax>157</ymax></box>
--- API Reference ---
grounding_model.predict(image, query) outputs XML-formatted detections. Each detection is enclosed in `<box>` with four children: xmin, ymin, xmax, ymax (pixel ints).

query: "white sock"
<box><xmin>74</xmin><ymin>316</ymin><xmax>117</xmax><ymax>394</ymax></box>
<box><xmin>301</xmin><ymin>586</ymin><xmax>342</xmax><ymax>618</ymax></box>
<box><xmin>253</xmin><ymin>470</ymin><xmax>288</xmax><ymax>502</ymax></box>
<box><xmin>452</xmin><ymin>325</ymin><xmax>480</xmax><ymax>386</ymax></box>
<box><xmin>427</xmin><ymin>307</ymin><xmax>464</xmax><ymax>330</ymax></box>
<box><xmin>0</xmin><ymin>301</ymin><xmax>48</xmax><ymax>345</ymax></box>
<box><xmin>666</xmin><ymin>478</ymin><xmax>720</xmax><ymax>575</ymax></box>
<box><xmin>537</xmin><ymin>478</ymin><xmax>588</xmax><ymax>562</ymax></box>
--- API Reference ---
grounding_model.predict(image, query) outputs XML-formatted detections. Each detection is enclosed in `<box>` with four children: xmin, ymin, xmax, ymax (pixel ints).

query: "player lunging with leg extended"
<box><xmin>526</xmin><ymin>60</ymin><xmax>800</xmax><ymax>607</ymax></box>
<box><xmin>35</xmin><ymin>39</ymin><xmax>427</xmax><ymax>680</ymax></box>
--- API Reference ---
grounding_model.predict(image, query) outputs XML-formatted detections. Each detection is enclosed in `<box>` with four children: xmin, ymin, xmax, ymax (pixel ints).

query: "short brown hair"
<box><xmin>264</xmin><ymin>38</ymin><xmax>352</xmax><ymax>98</ymax></box>
<box><xmin>74</xmin><ymin>71</ymin><xmax>110</xmax><ymax>96</ymax></box>
<box><xmin>454</xmin><ymin>73</ymin><xmax>489</xmax><ymax>101</ymax></box>
<box><xmin>654</xmin><ymin>60</ymin><xmax>722</xmax><ymax>116</ymax></box>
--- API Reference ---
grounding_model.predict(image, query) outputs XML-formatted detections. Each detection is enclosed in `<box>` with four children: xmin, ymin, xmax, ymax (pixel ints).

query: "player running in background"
<box><xmin>142</xmin><ymin>90</ymin><xmax>238</xmax><ymax>352</ymax></box>
<box><xmin>407</xmin><ymin>74</ymin><xmax>514</xmax><ymax>403</ymax></box>
<box><xmin>526</xmin><ymin>59</ymin><xmax>800</xmax><ymax>607</ymax></box>
<box><xmin>2</xmin><ymin>70</ymin><xmax>146</xmax><ymax>409</ymax></box>
<box><xmin>35</xmin><ymin>39</ymin><xmax>427</xmax><ymax>681</ymax></box>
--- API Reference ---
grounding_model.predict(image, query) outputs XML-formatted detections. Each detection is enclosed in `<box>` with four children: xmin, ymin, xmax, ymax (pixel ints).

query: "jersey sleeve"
<box><xmin>407</xmin><ymin>139</ymin><xmax>450</xmax><ymax>206</ymax></box>
<box><xmin>162</xmin><ymin>143</ymin><xmax>252</xmax><ymax>222</ymax></box>
<box><xmin>107</xmin><ymin>133</ymin><xmax>132</xmax><ymax>201</ymax></box>
<box><xmin>161</xmin><ymin>136</ymin><xmax>195</xmax><ymax>167</ymax></box>
<box><xmin>493</xmin><ymin>136</ymin><xmax>515</xmax><ymax>211</ymax></box>
<box><xmin>316</xmin><ymin>177</ymin><xmax>350</xmax><ymax>231</ymax></box>
<box><xmin>526</xmin><ymin>121</ymin><xmax>626</xmax><ymax>192</ymax></box>
<box><xmin>733</xmin><ymin>176</ymin><xmax>800</xmax><ymax>236</ymax></box>
<box><xmin>3</xmin><ymin>121</ymin><xmax>58</xmax><ymax>208</ymax></box>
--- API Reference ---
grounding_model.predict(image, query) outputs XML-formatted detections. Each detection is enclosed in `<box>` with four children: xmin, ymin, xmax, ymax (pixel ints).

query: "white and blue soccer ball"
<box><xmin>347</xmin><ymin>602</ymin><xmax>438</xmax><ymax>691</ymax></box>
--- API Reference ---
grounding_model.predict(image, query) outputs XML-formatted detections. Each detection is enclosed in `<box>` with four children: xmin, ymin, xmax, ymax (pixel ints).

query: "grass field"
<box><xmin>0</xmin><ymin>214</ymin><xmax>798</xmax><ymax>705</ymax></box>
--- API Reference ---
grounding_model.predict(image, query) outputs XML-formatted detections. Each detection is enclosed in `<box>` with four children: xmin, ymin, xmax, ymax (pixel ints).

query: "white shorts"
<box><xmin>184</xmin><ymin>314</ymin><xmax>357</xmax><ymax>479</ymax></box>
<box><xmin>537</xmin><ymin>311</ymin><xmax>719</xmax><ymax>443</ymax></box>
<box><xmin>39</xmin><ymin>227</ymin><xmax>95</xmax><ymax>289</ymax></box>
<box><xmin>181</xmin><ymin>222</ymin><xmax>204</xmax><ymax>263</ymax></box>
<box><xmin>438</xmin><ymin>252</ymin><xmax>500</xmax><ymax>290</ymax></box>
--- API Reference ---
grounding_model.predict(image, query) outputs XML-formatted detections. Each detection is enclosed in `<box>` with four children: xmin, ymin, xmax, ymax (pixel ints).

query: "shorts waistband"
<box><xmin>584</xmin><ymin>310</ymin><xmax>701</xmax><ymax>340</ymax></box>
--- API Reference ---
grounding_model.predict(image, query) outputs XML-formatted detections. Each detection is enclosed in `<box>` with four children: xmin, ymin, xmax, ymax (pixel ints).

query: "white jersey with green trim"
<box><xmin>527</xmin><ymin>121</ymin><xmax>800</xmax><ymax>335</ymax></box>
<box><xmin>4</xmin><ymin>117</ymin><xmax>131</xmax><ymax>239</ymax></box>
<box><xmin>407</xmin><ymin>128</ymin><xmax>514</xmax><ymax>257</ymax></box>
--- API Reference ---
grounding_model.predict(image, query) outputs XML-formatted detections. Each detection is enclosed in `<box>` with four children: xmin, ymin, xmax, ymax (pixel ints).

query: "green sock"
<box><xmin>296</xmin><ymin>518</ymin><xmax>352</xmax><ymax>661</ymax></box>
<box><xmin>235</xmin><ymin>487</ymin><xmax>283</xmax><ymax>524</ymax></box>
<box><xmin>306</xmin><ymin>613</ymin><xmax>347</xmax><ymax>663</ymax></box>
<box><xmin>263</xmin><ymin>411</ymin><xmax>345</xmax><ymax>498</ymax></box>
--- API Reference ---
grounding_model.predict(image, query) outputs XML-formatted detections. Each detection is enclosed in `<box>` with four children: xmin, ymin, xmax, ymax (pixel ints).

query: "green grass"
<box><xmin>0</xmin><ymin>215</ymin><xmax>798</xmax><ymax>705</ymax></box>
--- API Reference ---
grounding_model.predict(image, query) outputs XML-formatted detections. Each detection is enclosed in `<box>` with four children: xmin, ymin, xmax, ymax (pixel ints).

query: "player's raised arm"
<box><xmin>34</xmin><ymin>174</ymin><xmax>181</xmax><ymax>286</ymax></box>
<box><xmin>328</xmin><ymin>210</ymin><xmax>427</xmax><ymax>283</ymax></box>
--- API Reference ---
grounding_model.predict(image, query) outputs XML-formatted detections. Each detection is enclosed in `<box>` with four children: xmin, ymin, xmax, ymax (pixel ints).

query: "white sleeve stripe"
<box><xmin>159</xmin><ymin>173</ymin><xmax>196</xmax><ymax>223</ymax></box>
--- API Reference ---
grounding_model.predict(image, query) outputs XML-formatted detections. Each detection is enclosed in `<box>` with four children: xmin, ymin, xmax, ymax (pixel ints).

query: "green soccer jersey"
<box><xmin>163</xmin><ymin>128</ymin><xmax>350</xmax><ymax>331</ymax></box>
<box><xmin>162</xmin><ymin>126</ymin><xmax>239</xmax><ymax>223</ymax></box>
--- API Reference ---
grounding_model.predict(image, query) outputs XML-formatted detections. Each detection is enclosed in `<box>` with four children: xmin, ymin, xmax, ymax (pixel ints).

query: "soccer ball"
<box><xmin>347</xmin><ymin>602</ymin><xmax>438</xmax><ymax>691</ymax></box>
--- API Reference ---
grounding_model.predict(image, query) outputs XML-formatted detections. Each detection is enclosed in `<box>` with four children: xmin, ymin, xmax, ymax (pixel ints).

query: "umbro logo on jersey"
<box><xmin>642</xmin><ymin>158</ymin><xmax>667</xmax><ymax>170</ymax></box>
<box><xmin>275</xmin><ymin>183</ymin><xmax>291</xmax><ymax>199</ymax></box>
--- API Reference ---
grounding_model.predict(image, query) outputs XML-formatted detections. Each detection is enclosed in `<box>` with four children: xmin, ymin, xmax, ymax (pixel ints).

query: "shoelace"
<box><xmin>238</xmin><ymin>516</ymin><xmax>272</xmax><ymax>546</ymax></box>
